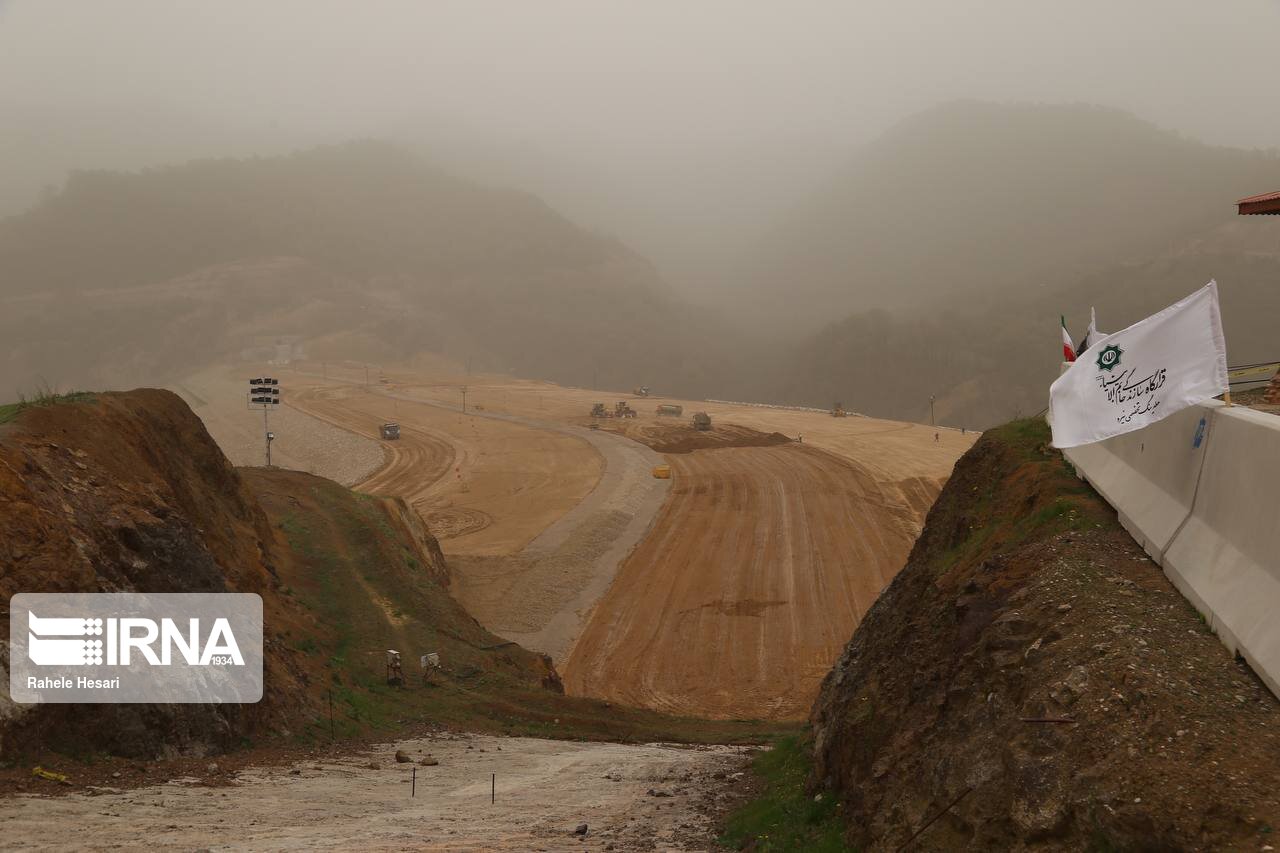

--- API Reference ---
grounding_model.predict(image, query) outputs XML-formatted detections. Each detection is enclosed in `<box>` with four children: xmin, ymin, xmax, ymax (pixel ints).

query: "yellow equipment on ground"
<box><xmin>652</xmin><ymin>465</ymin><xmax>671</xmax><ymax>479</ymax></box>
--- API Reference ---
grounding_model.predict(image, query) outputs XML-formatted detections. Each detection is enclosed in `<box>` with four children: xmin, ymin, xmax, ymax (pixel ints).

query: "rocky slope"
<box><xmin>0</xmin><ymin>389</ymin><xmax>306</xmax><ymax>758</ymax></box>
<box><xmin>809</xmin><ymin>419</ymin><xmax>1280</xmax><ymax>851</ymax></box>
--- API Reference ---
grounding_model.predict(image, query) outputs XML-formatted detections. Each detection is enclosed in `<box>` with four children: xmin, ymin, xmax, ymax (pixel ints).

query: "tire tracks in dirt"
<box><xmin>561</xmin><ymin>443</ymin><xmax>929</xmax><ymax>721</ymax></box>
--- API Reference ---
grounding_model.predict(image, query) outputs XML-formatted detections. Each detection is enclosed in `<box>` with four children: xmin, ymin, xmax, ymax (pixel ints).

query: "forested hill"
<box><xmin>768</xmin><ymin>218</ymin><xmax>1280</xmax><ymax>429</ymax></box>
<box><xmin>0</xmin><ymin>142</ymin><xmax>731</xmax><ymax>398</ymax></box>
<box><xmin>0</xmin><ymin>140</ymin><xmax>643</xmax><ymax>294</ymax></box>
<box><xmin>744</xmin><ymin>101</ymin><xmax>1280</xmax><ymax>333</ymax></box>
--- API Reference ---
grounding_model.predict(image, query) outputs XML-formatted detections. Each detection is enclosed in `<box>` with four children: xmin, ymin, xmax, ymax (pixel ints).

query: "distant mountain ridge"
<box><xmin>746</xmin><ymin>101</ymin><xmax>1280</xmax><ymax>331</ymax></box>
<box><xmin>1</xmin><ymin>108</ymin><xmax>1275</xmax><ymax>427</ymax></box>
<box><xmin>767</xmin><ymin>218</ymin><xmax>1280</xmax><ymax>429</ymax></box>
<box><xmin>745</xmin><ymin>102</ymin><xmax>1280</xmax><ymax>427</ymax></box>
<box><xmin>0</xmin><ymin>142</ymin><xmax>729</xmax><ymax>399</ymax></box>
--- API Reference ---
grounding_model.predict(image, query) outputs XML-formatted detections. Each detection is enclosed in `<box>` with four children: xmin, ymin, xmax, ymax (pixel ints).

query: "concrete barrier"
<box><xmin>1062</xmin><ymin>399</ymin><xmax>1280</xmax><ymax>697</ymax></box>
<box><xmin>1063</xmin><ymin>402</ymin><xmax>1218</xmax><ymax>564</ymax></box>
<box><xmin>1163</xmin><ymin>406</ymin><xmax>1280</xmax><ymax>696</ymax></box>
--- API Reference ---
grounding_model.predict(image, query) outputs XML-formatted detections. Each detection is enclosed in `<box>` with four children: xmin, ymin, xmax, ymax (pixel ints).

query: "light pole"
<box><xmin>460</xmin><ymin>385</ymin><xmax>468</xmax><ymax>414</ymax></box>
<box><xmin>249</xmin><ymin>377</ymin><xmax>281</xmax><ymax>466</ymax></box>
<box><xmin>930</xmin><ymin>394</ymin><xmax>936</xmax><ymax>427</ymax></box>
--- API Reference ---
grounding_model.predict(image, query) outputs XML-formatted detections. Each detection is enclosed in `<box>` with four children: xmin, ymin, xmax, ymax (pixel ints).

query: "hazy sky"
<box><xmin>3</xmin><ymin>1</ymin><xmax>1279</xmax><ymax>288</ymax></box>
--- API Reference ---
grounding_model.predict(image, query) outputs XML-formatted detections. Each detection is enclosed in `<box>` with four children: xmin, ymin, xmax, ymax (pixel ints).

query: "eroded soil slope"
<box><xmin>810</xmin><ymin>419</ymin><xmax>1280</xmax><ymax>851</ymax></box>
<box><xmin>0</xmin><ymin>390</ymin><xmax>308</xmax><ymax>758</ymax></box>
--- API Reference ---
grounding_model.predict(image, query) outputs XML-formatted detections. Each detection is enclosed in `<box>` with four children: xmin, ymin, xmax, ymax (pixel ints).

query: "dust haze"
<box><xmin>4</xmin><ymin>1</ymin><xmax>1278</xmax><ymax>286</ymax></box>
<box><xmin>2</xmin><ymin>1</ymin><xmax>1279</xmax><ymax>426</ymax></box>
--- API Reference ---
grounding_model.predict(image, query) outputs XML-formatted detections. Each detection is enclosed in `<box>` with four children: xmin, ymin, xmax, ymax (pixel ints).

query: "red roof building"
<box><xmin>1237</xmin><ymin>190</ymin><xmax>1280</xmax><ymax>215</ymax></box>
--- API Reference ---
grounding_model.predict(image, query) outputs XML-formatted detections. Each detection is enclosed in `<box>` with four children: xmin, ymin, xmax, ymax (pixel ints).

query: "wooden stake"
<box><xmin>1223</xmin><ymin>389</ymin><xmax>1234</xmax><ymax>407</ymax></box>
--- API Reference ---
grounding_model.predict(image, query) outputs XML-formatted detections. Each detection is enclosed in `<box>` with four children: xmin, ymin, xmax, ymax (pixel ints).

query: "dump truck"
<box><xmin>692</xmin><ymin>412</ymin><xmax>712</xmax><ymax>431</ymax></box>
<box><xmin>633</xmin><ymin>386</ymin><xmax>651</xmax><ymax>397</ymax></box>
<box><xmin>615</xmin><ymin>401</ymin><xmax>637</xmax><ymax>418</ymax></box>
<box><xmin>831</xmin><ymin>402</ymin><xmax>848</xmax><ymax>418</ymax></box>
<box><xmin>656</xmin><ymin>403</ymin><xmax>684</xmax><ymax>417</ymax></box>
<box><xmin>590</xmin><ymin>402</ymin><xmax>609</xmax><ymax>418</ymax></box>
<box><xmin>380</xmin><ymin>422</ymin><xmax>401</xmax><ymax>440</ymax></box>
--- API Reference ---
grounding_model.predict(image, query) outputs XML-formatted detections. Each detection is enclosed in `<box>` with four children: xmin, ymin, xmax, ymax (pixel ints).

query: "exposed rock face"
<box><xmin>0</xmin><ymin>389</ymin><xmax>304</xmax><ymax>758</ymax></box>
<box><xmin>809</xmin><ymin>421</ymin><xmax>1280</xmax><ymax>852</ymax></box>
<box><xmin>385</xmin><ymin>497</ymin><xmax>450</xmax><ymax>586</ymax></box>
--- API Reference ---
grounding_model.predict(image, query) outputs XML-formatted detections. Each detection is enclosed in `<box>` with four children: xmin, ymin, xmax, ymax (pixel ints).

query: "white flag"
<box><xmin>1078</xmin><ymin>306</ymin><xmax>1108</xmax><ymax>355</ymax></box>
<box><xmin>1049</xmin><ymin>281</ymin><xmax>1228</xmax><ymax>448</ymax></box>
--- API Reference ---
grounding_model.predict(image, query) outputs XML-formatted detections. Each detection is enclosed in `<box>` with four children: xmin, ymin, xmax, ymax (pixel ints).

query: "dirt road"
<box><xmin>448</xmin><ymin>422</ymin><xmax>669</xmax><ymax>660</ymax></box>
<box><xmin>0</xmin><ymin>736</ymin><xmax>750</xmax><ymax>851</ymax></box>
<box><xmin>562</xmin><ymin>443</ymin><xmax>927</xmax><ymax>720</ymax></box>
<box><xmin>286</xmin><ymin>381</ymin><xmax>604</xmax><ymax>557</ymax></box>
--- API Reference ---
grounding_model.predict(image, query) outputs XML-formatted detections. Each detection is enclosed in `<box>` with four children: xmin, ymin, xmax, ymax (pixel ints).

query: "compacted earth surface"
<box><xmin>0</xmin><ymin>734</ymin><xmax>761</xmax><ymax>851</ymax></box>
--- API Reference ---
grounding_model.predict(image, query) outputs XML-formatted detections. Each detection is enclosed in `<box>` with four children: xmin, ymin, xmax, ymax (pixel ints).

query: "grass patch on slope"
<box><xmin>0</xmin><ymin>389</ymin><xmax>95</xmax><ymax>424</ymax></box>
<box><xmin>719</xmin><ymin>736</ymin><xmax>851</xmax><ymax>852</ymax></box>
<box><xmin>929</xmin><ymin>417</ymin><xmax>1114</xmax><ymax>584</ymax></box>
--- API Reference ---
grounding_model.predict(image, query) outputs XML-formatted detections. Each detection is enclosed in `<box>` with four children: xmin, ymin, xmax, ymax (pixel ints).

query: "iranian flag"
<box><xmin>1061</xmin><ymin>316</ymin><xmax>1076</xmax><ymax>362</ymax></box>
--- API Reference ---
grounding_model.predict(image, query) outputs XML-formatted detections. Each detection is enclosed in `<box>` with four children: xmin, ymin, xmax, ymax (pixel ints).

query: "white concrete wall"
<box><xmin>1064</xmin><ymin>401</ymin><xmax>1280</xmax><ymax>697</ymax></box>
<box><xmin>1064</xmin><ymin>403</ymin><xmax>1216</xmax><ymax>563</ymax></box>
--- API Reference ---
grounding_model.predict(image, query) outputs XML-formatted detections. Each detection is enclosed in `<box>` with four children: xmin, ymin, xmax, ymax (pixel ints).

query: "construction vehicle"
<box><xmin>590</xmin><ymin>402</ymin><xmax>609</xmax><ymax>418</ymax></box>
<box><xmin>380</xmin><ymin>422</ymin><xmax>401</xmax><ymax>440</ymax></box>
<box><xmin>692</xmin><ymin>412</ymin><xmax>712</xmax><ymax>431</ymax></box>
<box><xmin>831</xmin><ymin>402</ymin><xmax>848</xmax><ymax>418</ymax></box>
<box><xmin>633</xmin><ymin>386</ymin><xmax>651</xmax><ymax>397</ymax></box>
<box><xmin>615</xmin><ymin>401</ymin><xmax>637</xmax><ymax>418</ymax></box>
<box><xmin>656</xmin><ymin>403</ymin><xmax>683</xmax><ymax>417</ymax></box>
<box><xmin>652</xmin><ymin>465</ymin><xmax>671</xmax><ymax>479</ymax></box>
